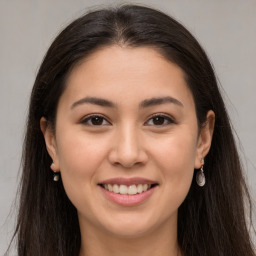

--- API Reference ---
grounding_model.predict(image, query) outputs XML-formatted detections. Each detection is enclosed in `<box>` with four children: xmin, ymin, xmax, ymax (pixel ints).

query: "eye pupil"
<box><xmin>91</xmin><ymin>116</ymin><xmax>103</xmax><ymax>125</ymax></box>
<box><xmin>153</xmin><ymin>116</ymin><xmax>165</xmax><ymax>125</ymax></box>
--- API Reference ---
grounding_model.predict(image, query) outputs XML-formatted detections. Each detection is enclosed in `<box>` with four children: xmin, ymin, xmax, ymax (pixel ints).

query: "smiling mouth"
<box><xmin>99</xmin><ymin>183</ymin><xmax>158</xmax><ymax>195</ymax></box>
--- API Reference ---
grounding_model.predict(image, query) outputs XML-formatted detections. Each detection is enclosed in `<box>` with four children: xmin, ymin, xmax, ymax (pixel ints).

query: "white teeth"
<box><xmin>107</xmin><ymin>184</ymin><xmax>113</xmax><ymax>192</ymax></box>
<box><xmin>119</xmin><ymin>185</ymin><xmax>128</xmax><ymax>195</ymax></box>
<box><xmin>113</xmin><ymin>184</ymin><xmax>119</xmax><ymax>193</ymax></box>
<box><xmin>103</xmin><ymin>184</ymin><xmax>153</xmax><ymax>195</ymax></box>
<box><xmin>128</xmin><ymin>185</ymin><xmax>137</xmax><ymax>195</ymax></box>
<box><xmin>143</xmin><ymin>184</ymin><xmax>148</xmax><ymax>192</ymax></box>
<box><xmin>137</xmin><ymin>184</ymin><xmax>143</xmax><ymax>194</ymax></box>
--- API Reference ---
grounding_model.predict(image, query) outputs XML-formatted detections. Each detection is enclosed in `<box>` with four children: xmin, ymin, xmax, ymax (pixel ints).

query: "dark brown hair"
<box><xmin>8</xmin><ymin>4</ymin><xmax>255</xmax><ymax>256</ymax></box>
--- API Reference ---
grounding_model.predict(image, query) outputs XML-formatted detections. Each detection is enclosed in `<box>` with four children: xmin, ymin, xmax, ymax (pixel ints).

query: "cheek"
<box><xmin>152</xmin><ymin>129</ymin><xmax>197</xmax><ymax>167</ymax></box>
<box><xmin>57</xmin><ymin>130</ymin><xmax>108</xmax><ymax>174</ymax></box>
<box><xmin>55</xmin><ymin>130</ymin><xmax>110</xmax><ymax>200</ymax></box>
<box><xmin>150</xmin><ymin>131</ymin><xmax>197</xmax><ymax>201</ymax></box>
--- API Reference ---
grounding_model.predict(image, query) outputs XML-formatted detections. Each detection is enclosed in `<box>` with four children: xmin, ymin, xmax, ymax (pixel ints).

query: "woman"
<box><xmin>9</xmin><ymin>4</ymin><xmax>255</xmax><ymax>256</ymax></box>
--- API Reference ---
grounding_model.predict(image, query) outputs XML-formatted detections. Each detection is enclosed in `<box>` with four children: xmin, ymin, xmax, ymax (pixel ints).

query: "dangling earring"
<box><xmin>53</xmin><ymin>171</ymin><xmax>60</xmax><ymax>182</ymax></box>
<box><xmin>196</xmin><ymin>159</ymin><xmax>205</xmax><ymax>187</ymax></box>
<box><xmin>51</xmin><ymin>162</ymin><xmax>60</xmax><ymax>181</ymax></box>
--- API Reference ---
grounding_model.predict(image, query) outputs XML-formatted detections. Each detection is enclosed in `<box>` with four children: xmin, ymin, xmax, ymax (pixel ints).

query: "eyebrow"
<box><xmin>140</xmin><ymin>96</ymin><xmax>183</xmax><ymax>108</ymax></box>
<box><xmin>70</xmin><ymin>96</ymin><xmax>183</xmax><ymax>109</ymax></box>
<box><xmin>71</xmin><ymin>97</ymin><xmax>116</xmax><ymax>109</ymax></box>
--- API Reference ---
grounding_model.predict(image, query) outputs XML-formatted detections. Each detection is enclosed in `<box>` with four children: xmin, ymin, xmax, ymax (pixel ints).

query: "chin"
<box><xmin>104</xmin><ymin>224</ymin><xmax>152</xmax><ymax>239</ymax></box>
<box><xmin>97</xmin><ymin>212</ymin><xmax>165</xmax><ymax>239</ymax></box>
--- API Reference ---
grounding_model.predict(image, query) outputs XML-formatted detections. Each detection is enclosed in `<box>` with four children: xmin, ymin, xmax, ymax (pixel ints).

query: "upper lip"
<box><xmin>98</xmin><ymin>177</ymin><xmax>158</xmax><ymax>186</ymax></box>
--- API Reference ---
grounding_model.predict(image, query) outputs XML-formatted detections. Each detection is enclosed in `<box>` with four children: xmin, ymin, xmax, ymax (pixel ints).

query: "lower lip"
<box><xmin>99</xmin><ymin>186</ymin><xmax>157</xmax><ymax>206</ymax></box>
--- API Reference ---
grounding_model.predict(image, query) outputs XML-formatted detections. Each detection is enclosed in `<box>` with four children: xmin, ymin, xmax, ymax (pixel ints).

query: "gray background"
<box><xmin>0</xmin><ymin>0</ymin><xmax>255</xmax><ymax>254</ymax></box>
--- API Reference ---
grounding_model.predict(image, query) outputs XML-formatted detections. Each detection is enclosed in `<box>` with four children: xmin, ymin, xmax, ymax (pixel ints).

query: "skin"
<box><xmin>41</xmin><ymin>46</ymin><xmax>215</xmax><ymax>256</ymax></box>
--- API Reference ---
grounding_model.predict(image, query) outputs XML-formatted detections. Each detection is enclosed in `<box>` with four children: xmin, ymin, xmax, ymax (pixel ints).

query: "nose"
<box><xmin>108</xmin><ymin>125</ymin><xmax>148</xmax><ymax>168</ymax></box>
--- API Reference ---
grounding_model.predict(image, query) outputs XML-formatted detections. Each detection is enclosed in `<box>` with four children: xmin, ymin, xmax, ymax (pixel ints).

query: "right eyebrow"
<box><xmin>70</xmin><ymin>97</ymin><xmax>116</xmax><ymax>109</ymax></box>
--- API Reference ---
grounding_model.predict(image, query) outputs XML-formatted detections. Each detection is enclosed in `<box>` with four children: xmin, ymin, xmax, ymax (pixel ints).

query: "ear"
<box><xmin>40</xmin><ymin>117</ymin><xmax>60</xmax><ymax>173</ymax></box>
<box><xmin>194</xmin><ymin>110</ymin><xmax>215</xmax><ymax>169</ymax></box>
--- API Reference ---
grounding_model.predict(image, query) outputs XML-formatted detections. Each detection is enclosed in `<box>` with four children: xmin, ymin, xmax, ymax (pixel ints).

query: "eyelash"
<box><xmin>81</xmin><ymin>114</ymin><xmax>110</xmax><ymax>126</ymax></box>
<box><xmin>80</xmin><ymin>113</ymin><xmax>175</xmax><ymax>127</ymax></box>
<box><xmin>145</xmin><ymin>113</ymin><xmax>175</xmax><ymax>126</ymax></box>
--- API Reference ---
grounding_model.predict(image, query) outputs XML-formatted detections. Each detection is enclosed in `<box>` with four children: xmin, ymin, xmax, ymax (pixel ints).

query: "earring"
<box><xmin>196</xmin><ymin>159</ymin><xmax>205</xmax><ymax>187</ymax></box>
<box><xmin>53</xmin><ymin>172</ymin><xmax>60</xmax><ymax>182</ymax></box>
<box><xmin>51</xmin><ymin>162</ymin><xmax>60</xmax><ymax>181</ymax></box>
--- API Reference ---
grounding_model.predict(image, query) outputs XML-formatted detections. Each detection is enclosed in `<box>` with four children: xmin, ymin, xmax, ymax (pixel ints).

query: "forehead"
<box><xmin>60</xmin><ymin>45</ymin><xmax>194</xmax><ymax>109</ymax></box>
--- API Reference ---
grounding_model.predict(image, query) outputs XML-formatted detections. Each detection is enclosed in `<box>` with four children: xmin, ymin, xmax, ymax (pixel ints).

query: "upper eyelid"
<box><xmin>146</xmin><ymin>113</ymin><xmax>175</xmax><ymax>121</ymax></box>
<box><xmin>82</xmin><ymin>113</ymin><xmax>107</xmax><ymax>119</ymax></box>
<box><xmin>148</xmin><ymin>113</ymin><xmax>172</xmax><ymax>117</ymax></box>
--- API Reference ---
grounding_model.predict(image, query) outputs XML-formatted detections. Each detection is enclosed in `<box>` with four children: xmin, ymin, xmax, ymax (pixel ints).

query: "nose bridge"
<box><xmin>109</xmin><ymin>122</ymin><xmax>147</xmax><ymax>167</ymax></box>
<box><xmin>120</xmin><ymin>123</ymin><xmax>138</xmax><ymax>155</ymax></box>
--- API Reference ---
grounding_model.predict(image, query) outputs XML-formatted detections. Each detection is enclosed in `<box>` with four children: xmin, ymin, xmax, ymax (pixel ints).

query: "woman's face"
<box><xmin>42</xmin><ymin>46</ymin><xmax>213</xmax><ymax>238</ymax></box>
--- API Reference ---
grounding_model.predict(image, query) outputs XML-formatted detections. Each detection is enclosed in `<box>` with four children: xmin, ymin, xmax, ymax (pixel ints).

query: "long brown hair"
<box><xmin>8</xmin><ymin>4</ymin><xmax>255</xmax><ymax>256</ymax></box>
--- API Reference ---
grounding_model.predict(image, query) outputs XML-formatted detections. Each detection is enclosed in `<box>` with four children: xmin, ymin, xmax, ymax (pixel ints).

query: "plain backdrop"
<box><xmin>0</xmin><ymin>0</ymin><xmax>255</xmax><ymax>254</ymax></box>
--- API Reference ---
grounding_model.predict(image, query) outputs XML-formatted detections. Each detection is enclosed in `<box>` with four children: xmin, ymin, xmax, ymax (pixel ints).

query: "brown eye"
<box><xmin>81</xmin><ymin>115</ymin><xmax>110</xmax><ymax>126</ymax></box>
<box><xmin>91</xmin><ymin>116</ymin><xmax>104</xmax><ymax>125</ymax></box>
<box><xmin>145</xmin><ymin>114</ymin><xmax>174</xmax><ymax>126</ymax></box>
<box><xmin>152</xmin><ymin>116</ymin><xmax>165</xmax><ymax>125</ymax></box>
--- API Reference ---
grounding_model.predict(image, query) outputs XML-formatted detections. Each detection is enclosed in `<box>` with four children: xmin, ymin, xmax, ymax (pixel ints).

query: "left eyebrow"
<box><xmin>140</xmin><ymin>96</ymin><xmax>183</xmax><ymax>108</ymax></box>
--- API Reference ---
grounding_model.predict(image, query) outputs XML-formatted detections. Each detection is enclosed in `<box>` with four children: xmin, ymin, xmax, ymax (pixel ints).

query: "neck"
<box><xmin>79</xmin><ymin>215</ymin><xmax>181</xmax><ymax>256</ymax></box>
